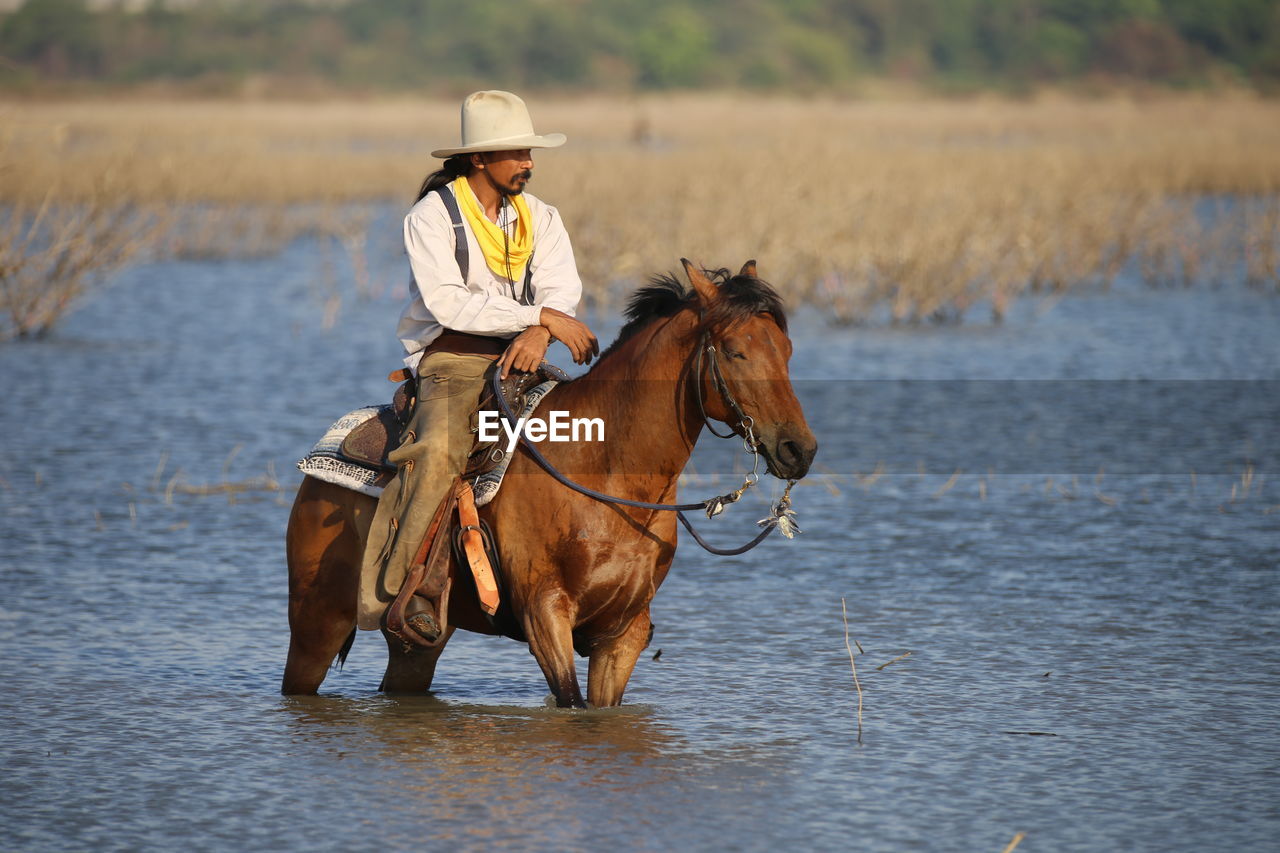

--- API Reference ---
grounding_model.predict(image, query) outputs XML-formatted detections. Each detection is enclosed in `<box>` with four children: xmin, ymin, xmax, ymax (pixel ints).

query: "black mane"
<box><xmin>600</xmin><ymin>268</ymin><xmax>788</xmax><ymax>358</ymax></box>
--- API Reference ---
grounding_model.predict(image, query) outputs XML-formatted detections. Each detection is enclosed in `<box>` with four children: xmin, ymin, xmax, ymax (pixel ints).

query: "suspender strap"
<box><xmin>519</xmin><ymin>254</ymin><xmax>534</xmax><ymax>306</ymax></box>
<box><xmin>433</xmin><ymin>184</ymin><xmax>534</xmax><ymax>305</ymax></box>
<box><xmin>433</xmin><ymin>185</ymin><xmax>469</xmax><ymax>281</ymax></box>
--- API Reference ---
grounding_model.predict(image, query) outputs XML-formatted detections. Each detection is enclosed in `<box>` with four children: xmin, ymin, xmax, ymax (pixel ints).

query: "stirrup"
<box><xmin>403</xmin><ymin>595</ymin><xmax>442</xmax><ymax>644</ymax></box>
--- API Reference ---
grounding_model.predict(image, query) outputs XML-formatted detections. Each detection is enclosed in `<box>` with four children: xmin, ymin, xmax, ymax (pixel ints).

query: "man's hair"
<box><xmin>415</xmin><ymin>155</ymin><xmax>470</xmax><ymax>202</ymax></box>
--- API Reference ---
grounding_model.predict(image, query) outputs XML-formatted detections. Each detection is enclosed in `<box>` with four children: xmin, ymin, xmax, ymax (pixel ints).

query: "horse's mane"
<box><xmin>598</xmin><ymin>268</ymin><xmax>788</xmax><ymax>361</ymax></box>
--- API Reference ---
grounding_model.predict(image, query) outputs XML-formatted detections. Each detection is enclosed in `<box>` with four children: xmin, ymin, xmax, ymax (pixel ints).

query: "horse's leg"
<box><xmin>586</xmin><ymin>608</ymin><xmax>653</xmax><ymax>708</ymax></box>
<box><xmin>282</xmin><ymin>480</ymin><xmax>360</xmax><ymax>695</ymax></box>
<box><xmin>379</xmin><ymin>626</ymin><xmax>455</xmax><ymax>693</ymax></box>
<box><xmin>523</xmin><ymin>592</ymin><xmax>586</xmax><ymax>708</ymax></box>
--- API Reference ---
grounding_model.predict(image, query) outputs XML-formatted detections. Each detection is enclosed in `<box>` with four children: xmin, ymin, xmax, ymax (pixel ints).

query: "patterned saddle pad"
<box><xmin>297</xmin><ymin>378</ymin><xmax>559</xmax><ymax>505</ymax></box>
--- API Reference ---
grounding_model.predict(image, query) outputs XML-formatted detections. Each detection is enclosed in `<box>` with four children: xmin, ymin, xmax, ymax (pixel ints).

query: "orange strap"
<box><xmin>456</xmin><ymin>481</ymin><xmax>500</xmax><ymax>615</ymax></box>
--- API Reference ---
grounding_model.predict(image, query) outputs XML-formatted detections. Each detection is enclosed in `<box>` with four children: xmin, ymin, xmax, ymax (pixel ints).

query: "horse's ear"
<box><xmin>739</xmin><ymin>259</ymin><xmax>758</xmax><ymax>278</ymax></box>
<box><xmin>681</xmin><ymin>258</ymin><xmax>719</xmax><ymax>305</ymax></box>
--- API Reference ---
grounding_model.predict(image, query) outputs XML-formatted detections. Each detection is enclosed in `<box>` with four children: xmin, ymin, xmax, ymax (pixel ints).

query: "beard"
<box><xmin>502</xmin><ymin>170</ymin><xmax>533</xmax><ymax>196</ymax></box>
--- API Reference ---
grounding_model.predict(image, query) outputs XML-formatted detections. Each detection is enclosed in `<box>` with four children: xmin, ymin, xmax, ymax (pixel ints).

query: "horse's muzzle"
<box><xmin>761</xmin><ymin>425</ymin><xmax>817</xmax><ymax>480</ymax></box>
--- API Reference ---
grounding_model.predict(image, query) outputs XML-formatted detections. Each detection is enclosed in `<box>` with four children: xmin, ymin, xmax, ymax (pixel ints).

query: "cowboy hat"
<box><xmin>431</xmin><ymin>90</ymin><xmax>567</xmax><ymax>158</ymax></box>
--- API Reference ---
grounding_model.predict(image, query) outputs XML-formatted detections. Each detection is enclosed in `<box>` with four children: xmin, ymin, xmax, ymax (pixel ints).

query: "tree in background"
<box><xmin>1</xmin><ymin>0</ymin><xmax>1279</xmax><ymax>92</ymax></box>
<box><xmin>0</xmin><ymin>0</ymin><xmax>101</xmax><ymax>77</ymax></box>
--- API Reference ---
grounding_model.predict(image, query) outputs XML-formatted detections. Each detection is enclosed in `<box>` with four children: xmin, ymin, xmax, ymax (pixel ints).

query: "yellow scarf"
<box><xmin>452</xmin><ymin>176</ymin><xmax>534</xmax><ymax>283</ymax></box>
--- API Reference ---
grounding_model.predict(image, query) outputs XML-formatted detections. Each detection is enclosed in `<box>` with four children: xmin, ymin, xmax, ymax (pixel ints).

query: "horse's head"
<box><xmin>683</xmin><ymin>259</ymin><xmax>817</xmax><ymax>481</ymax></box>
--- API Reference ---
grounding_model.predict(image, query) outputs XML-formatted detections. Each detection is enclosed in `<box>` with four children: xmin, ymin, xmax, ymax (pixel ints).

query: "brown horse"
<box><xmin>282</xmin><ymin>260</ymin><xmax>817</xmax><ymax>707</ymax></box>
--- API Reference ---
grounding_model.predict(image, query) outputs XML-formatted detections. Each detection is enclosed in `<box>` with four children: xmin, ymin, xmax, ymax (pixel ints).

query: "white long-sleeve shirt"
<box><xmin>396</xmin><ymin>185</ymin><xmax>583</xmax><ymax>369</ymax></box>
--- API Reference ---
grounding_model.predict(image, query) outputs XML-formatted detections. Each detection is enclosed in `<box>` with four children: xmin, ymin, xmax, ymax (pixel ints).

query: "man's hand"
<box><xmin>539</xmin><ymin>307</ymin><xmax>599</xmax><ymax>366</ymax></box>
<box><xmin>497</xmin><ymin>325</ymin><xmax>553</xmax><ymax>380</ymax></box>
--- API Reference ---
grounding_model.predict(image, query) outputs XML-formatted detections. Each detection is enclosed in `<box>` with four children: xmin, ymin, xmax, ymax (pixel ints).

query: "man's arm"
<box><xmin>495</xmin><ymin>202</ymin><xmax>598</xmax><ymax>378</ymax></box>
<box><xmin>495</xmin><ymin>307</ymin><xmax>599</xmax><ymax>378</ymax></box>
<box><xmin>524</xmin><ymin>203</ymin><xmax>584</xmax><ymax>318</ymax></box>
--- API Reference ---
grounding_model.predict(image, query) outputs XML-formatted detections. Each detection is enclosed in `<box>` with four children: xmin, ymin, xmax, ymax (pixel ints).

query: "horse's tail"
<box><xmin>333</xmin><ymin>627</ymin><xmax>357</xmax><ymax>670</ymax></box>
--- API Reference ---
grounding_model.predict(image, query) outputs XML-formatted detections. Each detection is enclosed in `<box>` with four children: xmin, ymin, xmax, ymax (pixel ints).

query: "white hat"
<box><xmin>431</xmin><ymin>90</ymin><xmax>567</xmax><ymax>158</ymax></box>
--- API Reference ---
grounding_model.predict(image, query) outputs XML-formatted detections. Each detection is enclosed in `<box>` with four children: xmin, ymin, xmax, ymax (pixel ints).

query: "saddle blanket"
<box><xmin>296</xmin><ymin>380</ymin><xmax>558</xmax><ymax>505</ymax></box>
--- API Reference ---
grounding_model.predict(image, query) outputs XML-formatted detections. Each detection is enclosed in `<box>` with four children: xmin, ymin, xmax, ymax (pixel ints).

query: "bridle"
<box><xmin>488</xmin><ymin>325</ymin><xmax>798</xmax><ymax>555</ymax></box>
<box><xmin>692</xmin><ymin>333</ymin><xmax>757</xmax><ymax>443</ymax></box>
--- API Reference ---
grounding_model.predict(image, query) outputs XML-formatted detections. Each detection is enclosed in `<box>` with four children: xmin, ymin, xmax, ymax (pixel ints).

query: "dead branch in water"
<box><xmin>160</xmin><ymin>460</ymin><xmax>281</xmax><ymax>501</ymax></box>
<box><xmin>840</xmin><ymin>597</ymin><xmax>863</xmax><ymax>744</ymax></box>
<box><xmin>0</xmin><ymin>190</ymin><xmax>163</xmax><ymax>340</ymax></box>
<box><xmin>876</xmin><ymin>651</ymin><xmax>912</xmax><ymax>671</ymax></box>
<box><xmin>169</xmin><ymin>475</ymin><xmax>281</xmax><ymax>496</ymax></box>
<box><xmin>1001</xmin><ymin>832</ymin><xmax>1027</xmax><ymax>853</ymax></box>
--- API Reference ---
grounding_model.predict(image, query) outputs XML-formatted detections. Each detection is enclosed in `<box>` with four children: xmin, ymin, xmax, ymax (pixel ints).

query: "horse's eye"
<box><xmin>722</xmin><ymin>346</ymin><xmax>746</xmax><ymax>361</ymax></box>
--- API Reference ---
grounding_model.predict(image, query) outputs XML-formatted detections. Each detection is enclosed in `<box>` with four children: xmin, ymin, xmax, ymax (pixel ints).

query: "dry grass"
<box><xmin>2</xmin><ymin>93</ymin><xmax>1279</xmax><ymax>325</ymax></box>
<box><xmin>0</xmin><ymin>190</ymin><xmax>160</xmax><ymax>339</ymax></box>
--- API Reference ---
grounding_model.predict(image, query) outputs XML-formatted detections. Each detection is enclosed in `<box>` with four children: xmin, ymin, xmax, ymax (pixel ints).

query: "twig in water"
<box><xmin>876</xmin><ymin>651</ymin><xmax>912</xmax><ymax>671</ymax></box>
<box><xmin>933</xmin><ymin>468</ymin><xmax>962</xmax><ymax>497</ymax></box>
<box><xmin>840</xmin><ymin>597</ymin><xmax>863</xmax><ymax>744</ymax></box>
<box><xmin>221</xmin><ymin>444</ymin><xmax>243</xmax><ymax>477</ymax></box>
<box><xmin>151</xmin><ymin>450</ymin><xmax>169</xmax><ymax>491</ymax></box>
<box><xmin>855</xmin><ymin>461</ymin><xmax>884</xmax><ymax>489</ymax></box>
<box><xmin>171</xmin><ymin>475</ymin><xmax>280</xmax><ymax>496</ymax></box>
<box><xmin>164</xmin><ymin>468</ymin><xmax>185</xmax><ymax>505</ymax></box>
<box><xmin>1001</xmin><ymin>832</ymin><xmax>1027</xmax><ymax>853</ymax></box>
<box><xmin>816</xmin><ymin>464</ymin><xmax>842</xmax><ymax>496</ymax></box>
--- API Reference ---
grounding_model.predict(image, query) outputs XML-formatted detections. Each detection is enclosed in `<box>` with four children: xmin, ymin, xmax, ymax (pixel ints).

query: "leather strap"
<box><xmin>421</xmin><ymin>330</ymin><xmax>509</xmax><ymax>360</ymax></box>
<box><xmin>434</xmin><ymin>185</ymin><xmax>469</xmax><ymax>281</ymax></box>
<box><xmin>391</xmin><ymin>331</ymin><xmax>508</xmax><ymax>381</ymax></box>
<box><xmin>456</xmin><ymin>481</ymin><xmax>500</xmax><ymax>615</ymax></box>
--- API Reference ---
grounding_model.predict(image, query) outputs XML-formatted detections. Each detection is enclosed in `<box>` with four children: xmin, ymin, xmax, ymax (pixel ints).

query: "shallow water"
<box><xmin>2</xmin><ymin>235</ymin><xmax>1278</xmax><ymax>851</ymax></box>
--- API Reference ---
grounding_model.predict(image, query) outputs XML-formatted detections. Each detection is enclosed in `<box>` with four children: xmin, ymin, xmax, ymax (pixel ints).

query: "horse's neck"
<box><xmin>552</xmin><ymin>313</ymin><xmax>704</xmax><ymax>488</ymax></box>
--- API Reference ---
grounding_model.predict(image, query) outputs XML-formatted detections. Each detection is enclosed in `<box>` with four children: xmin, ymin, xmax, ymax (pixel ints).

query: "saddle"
<box><xmin>338</xmin><ymin>360</ymin><xmax>566</xmax><ymax>483</ymax></box>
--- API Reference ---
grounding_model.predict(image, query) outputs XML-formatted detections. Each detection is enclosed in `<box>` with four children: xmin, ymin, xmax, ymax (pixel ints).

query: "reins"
<box><xmin>489</xmin><ymin>332</ymin><xmax>797</xmax><ymax>556</ymax></box>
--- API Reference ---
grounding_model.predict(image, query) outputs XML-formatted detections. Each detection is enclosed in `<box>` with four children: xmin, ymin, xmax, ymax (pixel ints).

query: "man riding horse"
<box><xmin>360</xmin><ymin>90</ymin><xmax>599</xmax><ymax>641</ymax></box>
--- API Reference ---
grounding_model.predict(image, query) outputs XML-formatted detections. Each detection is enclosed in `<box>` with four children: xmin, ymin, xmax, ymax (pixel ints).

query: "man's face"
<box><xmin>479</xmin><ymin>149</ymin><xmax>534</xmax><ymax>196</ymax></box>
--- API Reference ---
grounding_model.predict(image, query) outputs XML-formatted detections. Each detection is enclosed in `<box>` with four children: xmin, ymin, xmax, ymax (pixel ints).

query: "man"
<box><xmin>359</xmin><ymin>90</ymin><xmax>598</xmax><ymax>637</ymax></box>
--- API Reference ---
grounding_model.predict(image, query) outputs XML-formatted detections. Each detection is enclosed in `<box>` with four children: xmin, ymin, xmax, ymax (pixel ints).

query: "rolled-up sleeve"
<box><xmin>404</xmin><ymin>205</ymin><xmax>538</xmax><ymax>337</ymax></box>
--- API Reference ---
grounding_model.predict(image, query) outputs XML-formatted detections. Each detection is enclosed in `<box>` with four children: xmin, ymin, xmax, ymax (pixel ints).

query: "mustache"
<box><xmin>517</xmin><ymin>170</ymin><xmax>532</xmax><ymax>181</ymax></box>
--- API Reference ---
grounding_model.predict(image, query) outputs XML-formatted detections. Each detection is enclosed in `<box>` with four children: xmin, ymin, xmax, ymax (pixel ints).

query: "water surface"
<box><xmin>2</xmin><ymin>237</ymin><xmax>1277</xmax><ymax>851</ymax></box>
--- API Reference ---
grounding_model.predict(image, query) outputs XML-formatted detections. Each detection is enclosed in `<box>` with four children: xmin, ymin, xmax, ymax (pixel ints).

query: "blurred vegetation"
<box><xmin>3</xmin><ymin>94</ymin><xmax>1276</xmax><ymax>337</ymax></box>
<box><xmin>1</xmin><ymin>0</ymin><xmax>1278</xmax><ymax>94</ymax></box>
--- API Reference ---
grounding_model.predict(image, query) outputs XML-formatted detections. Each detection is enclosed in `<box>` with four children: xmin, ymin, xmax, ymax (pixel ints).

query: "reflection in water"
<box><xmin>277</xmin><ymin>696</ymin><xmax>697</xmax><ymax>846</ymax></box>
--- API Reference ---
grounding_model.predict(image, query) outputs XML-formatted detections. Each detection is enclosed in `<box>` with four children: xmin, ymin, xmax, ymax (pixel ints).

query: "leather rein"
<box><xmin>489</xmin><ymin>331</ymin><xmax>795</xmax><ymax>556</ymax></box>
